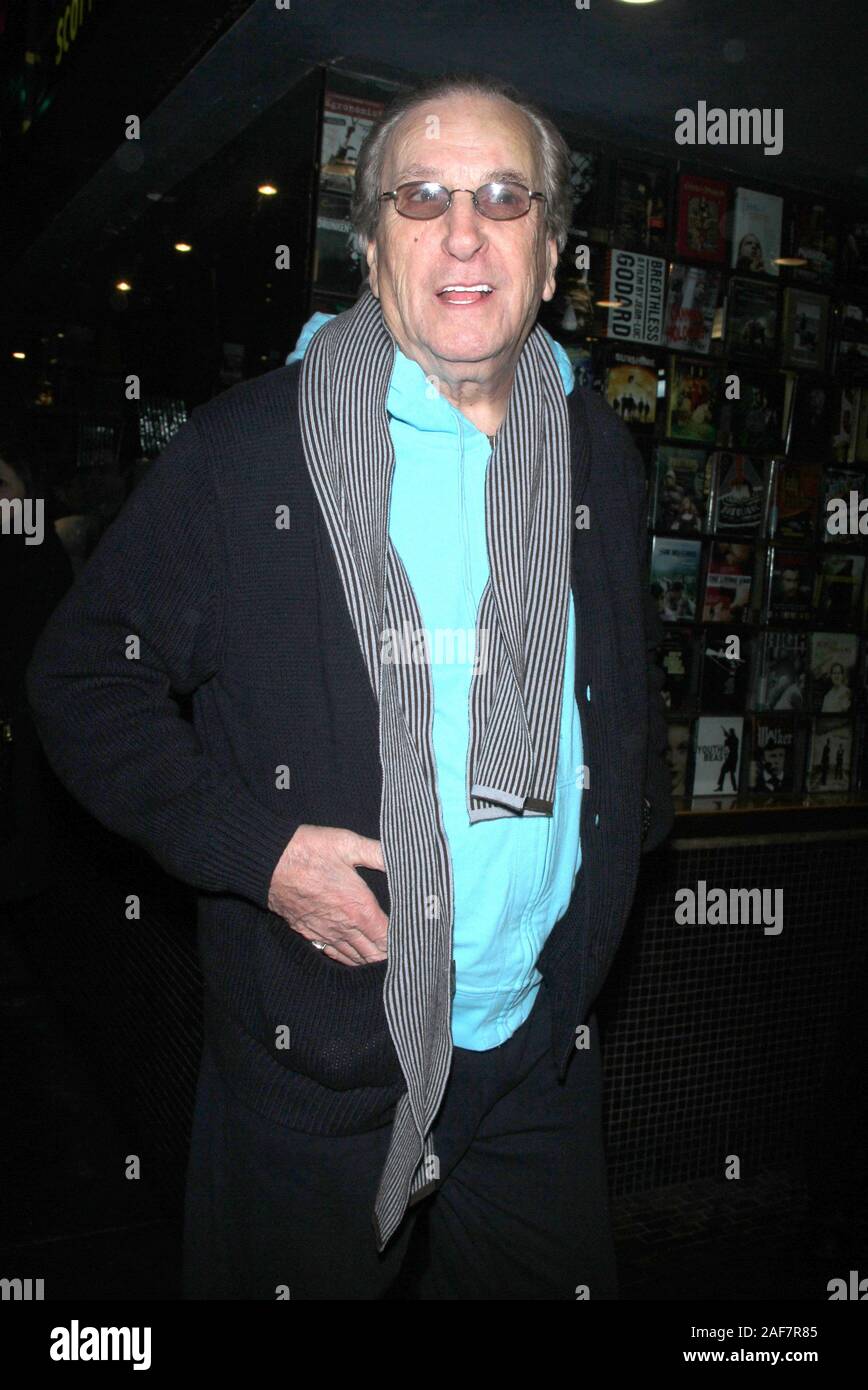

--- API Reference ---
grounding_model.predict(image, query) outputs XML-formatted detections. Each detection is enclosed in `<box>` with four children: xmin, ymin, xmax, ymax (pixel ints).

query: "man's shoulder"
<box><xmin>570</xmin><ymin>381</ymin><xmax>630</xmax><ymax>445</ymax></box>
<box><xmin>569</xmin><ymin>382</ymin><xmax>645</xmax><ymax>483</ymax></box>
<box><xmin>190</xmin><ymin>360</ymin><xmax>302</xmax><ymax>444</ymax></box>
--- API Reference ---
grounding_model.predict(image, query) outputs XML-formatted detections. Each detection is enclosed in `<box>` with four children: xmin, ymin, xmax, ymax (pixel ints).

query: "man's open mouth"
<box><xmin>436</xmin><ymin>284</ymin><xmax>494</xmax><ymax>304</ymax></box>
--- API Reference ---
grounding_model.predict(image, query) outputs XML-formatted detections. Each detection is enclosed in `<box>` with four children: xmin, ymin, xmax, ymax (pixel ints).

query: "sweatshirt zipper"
<box><xmin>456</xmin><ymin>413</ymin><xmax>475</xmax><ymax>611</ymax></box>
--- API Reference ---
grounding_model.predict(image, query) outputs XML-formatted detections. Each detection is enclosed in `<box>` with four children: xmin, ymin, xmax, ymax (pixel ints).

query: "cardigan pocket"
<box><xmin>252</xmin><ymin>915</ymin><xmax>404</xmax><ymax>1091</ymax></box>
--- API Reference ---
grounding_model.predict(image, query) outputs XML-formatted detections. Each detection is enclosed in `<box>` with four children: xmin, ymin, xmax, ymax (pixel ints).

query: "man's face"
<box><xmin>365</xmin><ymin>93</ymin><xmax>559</xmax><ymax>385</ymax></box>
<box><xmin>780</xmin><ymin>569</ymin><xmax>800</xmax><ymax>597</ymax></box>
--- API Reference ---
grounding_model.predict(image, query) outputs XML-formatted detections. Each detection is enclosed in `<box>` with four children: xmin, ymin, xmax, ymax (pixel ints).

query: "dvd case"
<box><xmin>813</xmin><ymin>553</ymin><xmax>866</xmax><ymax>625</ymax></box>
<box><xmin>675</xmin><ymin>173</ymin><xmax>728</xmax><ymax>263</ymax></box>
<box><xmin>700</xmin><ymin>631</ymin><xmax>752</xmax><ymax>712</ymax></box>
<box><xmin>692</xmin><ymin>716</ymin><xmax>744</xmax><ymax>795</ymax></box>
<box><xmin>604</xmin><ymin>350</ymin><xmax>659</xmax><ymax>429</ymax></box>
<box><xmin>702</xmin><ymin>540</ymin><xmax>755</xmax><ymax>623</ymax></box>
<box><xmin>650</xmin><ymin>446</ymin><xmax>712</xmax><ymax>532</ymax></box>
<box><xmin>787</xmin><ymin>374</ymin><xmax>835</xmax><ymax>459</ymax></box>
<box><xmin>649</xmin><ymin>536</ymin><xmax>703</xmax><ymax>621</ymax></box>
<box><xmin>764</xmin><ymin>547</ymin><xmax>815</xmax><ymax>623</ymax></box>
<box><xmin>768</xmin><ymin>460</ymin><xmax>821</xmax><ymax>541</ymax></box>
<box><xmin>721</xmin><ymin>368</ymin><xmax>786</xmax><ymax>453</ymax></box>
<box><xmin>664</xmin><ymin>264</ymin><xmax>721</xmax><ymax>354</ymax></box>
<box><xmin>709</xmin><ymin>451</ymin><xmax>769</xmax><ymax>534</ymax></box>
<box><xmin>806</xmin><ymin>717</ymin><xmax>853</xmax><ymax>792</ymax></box>
<box><xmin>666</xmin><ymin>357</ymin><xmax>721</xmax><ymax>443</ymax></box>
<box><xmin>821</xmin><ymin>468</ymin><xmax>868</xmax><ymax>543</ymax></box>
<box><xmin>752</xmin><ymin>630</ymin><xmax>808</xmax><ymax>711</ymax></box>
<box><xmin>748</xmin><ymin>715</ymin><xmax>804</xmax><ymax>796</ymax></box>
<box><xmin>665</xmin><ymin>719</ymin><xmax>693</xmax><ymax>796</ymax></box>
<box><xmin>808</xmin><ymin>631</ymin><xmax>859</xmax><ymax>713</ymax></box>
<box><xmin>731</xmin><ymin>188</ymin><xmax>783</xmax><ymax>276</ymax></box>
<box><xmin>657</xmin><ymin>628</ymin><xmax>700</xmax><ymax>715</ymax></box>
<box><xmin>724</xmin><ymin>277</ymin><xmax>779</xmax><ymax>361</ymax></box>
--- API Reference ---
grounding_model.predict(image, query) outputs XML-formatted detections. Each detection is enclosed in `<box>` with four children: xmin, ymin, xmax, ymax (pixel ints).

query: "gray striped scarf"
<box><xmin>298</xmin><ymin>288</ymin><xmax>572</xmax><ymax>1250</ymax></box>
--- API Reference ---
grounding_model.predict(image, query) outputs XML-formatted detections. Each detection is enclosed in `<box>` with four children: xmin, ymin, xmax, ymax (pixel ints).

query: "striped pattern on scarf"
<box><xmin>298</xmin><ymin>289</ymin><xmax>572</xmax><ymax>1250</ymax></box>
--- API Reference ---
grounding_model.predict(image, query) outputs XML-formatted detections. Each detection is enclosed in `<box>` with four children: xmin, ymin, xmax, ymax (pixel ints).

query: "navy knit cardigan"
<box><xmin>26</xmin><ymin>359</ymin><xmax>674</xmax><ymax>1133</ymax></box>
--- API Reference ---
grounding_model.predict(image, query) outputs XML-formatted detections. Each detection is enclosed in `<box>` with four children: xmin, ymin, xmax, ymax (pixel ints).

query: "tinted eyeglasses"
<box><xmin>379</xmin><ymin>181</ymin><xmax>546</xmax><ymax>221</ymax></box>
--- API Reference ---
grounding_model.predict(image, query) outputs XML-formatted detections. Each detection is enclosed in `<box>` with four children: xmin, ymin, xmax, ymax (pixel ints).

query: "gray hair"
<box><xmin>350</xmin><ymin>73</ymin><xmax>573</xmax><ymax>257</ymax></box>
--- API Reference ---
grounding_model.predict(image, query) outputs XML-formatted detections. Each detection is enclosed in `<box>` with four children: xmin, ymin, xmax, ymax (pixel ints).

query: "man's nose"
<box><xmin>440</xmin><ymin>191</ymin><xmax>488</xmax><ymax>255</ymax></box>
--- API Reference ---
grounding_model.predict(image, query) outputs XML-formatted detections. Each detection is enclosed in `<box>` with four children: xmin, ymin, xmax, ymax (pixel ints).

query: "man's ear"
<box><xmin>541</xmin><ymin>235</ymin><xmax>559</xmax><ymax>303</ymax></box>
<box><xmin>365</xmin><ymin>239</ymin><xmax>380</xmax><ymax>298</ymax></box>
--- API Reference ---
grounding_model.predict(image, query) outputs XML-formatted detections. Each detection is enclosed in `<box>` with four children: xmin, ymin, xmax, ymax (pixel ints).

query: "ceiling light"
<box><xmin>12</xmin><ymin>350</ymin><xmax>26</xmax><ymax>359</ymax></box>
<box><xmin>257</xmin><ymin>183</ymin><xmax>278</xmax><ymax>196</ymax></box>
<box><xmin>174</xmin><ymin>242</ymin><xmax>193</xmax><ymax>253</ymax></box>
<box><xmin>115</xmin><ymin>280</ymin><xmax>132</xmax><ymax>292</ymax></box>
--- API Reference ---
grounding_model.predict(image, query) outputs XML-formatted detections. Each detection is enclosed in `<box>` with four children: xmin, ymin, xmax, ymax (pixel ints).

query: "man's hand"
<box><xmin>267</xmin><ymin>825</ymin><xmax>389</xmax><ymax>966</ymax></box>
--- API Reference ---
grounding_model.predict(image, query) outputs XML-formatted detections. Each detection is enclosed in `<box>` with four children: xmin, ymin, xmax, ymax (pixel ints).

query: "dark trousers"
<box><xmin>182</xmin><ymin>980</ymin><xmax>618</xmax><ymax>1300</ymax></box>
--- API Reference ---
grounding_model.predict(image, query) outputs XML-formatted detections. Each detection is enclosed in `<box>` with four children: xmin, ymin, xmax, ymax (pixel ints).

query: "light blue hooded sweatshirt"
<box><xmin>287</xmin><ymin>315</ymin><xmax>583</xmax><ymax>1049</ymax></box>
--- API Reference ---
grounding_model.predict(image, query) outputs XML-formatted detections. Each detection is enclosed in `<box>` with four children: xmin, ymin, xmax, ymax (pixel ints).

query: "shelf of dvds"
<box><xmin>530</xmin><ymin>147</ymin><xmax>868</xmax><ymax>819</ymax></box>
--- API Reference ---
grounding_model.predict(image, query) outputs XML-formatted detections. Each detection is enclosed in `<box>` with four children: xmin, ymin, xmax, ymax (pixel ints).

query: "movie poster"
<box><xmin>749</xmin><ymin>715</ymin><xmax>801</xmax><ymax>796</ymax></box>
<box><xmin>809</xmin><ymin>631</ymin><xmax>859</xmax><ymax>714</ymax></box>
<box><xmin>709</xmin><ymin>452</ymin><xmax>767</xmax><ymax>534</ymax></box>
<box><xmin>613</xmin><ymin>161</ymin><xmax>669</xmax><ymax>255</ymax></box>
<box><xmin>604</xmin><ymin>352</ymin><xmax>659</xmax><ymax>428</ymax></box>
<box><xmin>675</xmin><ymin>174</ymin><xmax>728</xmax><ymax>263</ymax></box>
<box><xmin>665</xmin><ymin>720</ymin><xmax>693</xmax><ymax>796</ymax></box>
<box><xmin>658</xmin><ymin>629</ymin><xmax>699</xmax><ymax>715</ymax></box>
<box><xmin>786</xmin><ymin>199</ymin><xmax>837</xmax><ymax>285</ymax></box>
<box><xmin>765</xmin><ymin>548</ymin><xmax>815</xmax><ymax>623</ymax></box>
<box><xmin>724</xmin><ymin>277</ymin><xmax>779</xmax><ymax>360</ymax></box>
<box><xmin>649</xmin><ymin>536</ymin><xmax>702</xmax><ymax>621</ymax></box>
<box><xmin>807</xmin><ymin>718</ymin><xmax>853</xmax><ymax>792</ymax></box>
<box><xmin>651</xmin><ymin>446</ymin><xmax>712</xmax><ymax>532</ymax></box>
<box><xmin>731</xmin><ymin>187</ymin><xmax>783</xmax><ymax>276</ymax></box>
<box><xmin>692</xmin><ymin>716</ymin><xmax>744</xmax><ymax>795</ymax></box>
<box><xmin>769</xmin><ymin>461</ymin><xmax>821</xmax><ymax>541</ymax></box>
<box><xmin>664</xmin><ymin>265</ymin><xmax>721</xmax><ymax>354</ymax></box>
<box><xmin>666</xmin><ymin>358</ymin><xmax>721</xmax><ymax>443</ymax></box>
<box><xmin>753</xmin><ymin>631</ymin><xmax>808</xmax><ymax>712</ymax></box>
<box><xmin>605</xmin><ymin>250</ymin><xmax>666</xmax><ymax>345</ymax></box>
<box><xmin>701</xmin><ymin>632</ymin><xmax>752</xmax><ymax>712</ymax></box>
<box><xmin>702</xmin><ymin>540</ymin><xmax>754</xmax><ymax>623</ymax></box>
<box><xmin>314</xmin><ymin>92</ymin><xmax>385</xmax><ymax>296</ymax></box>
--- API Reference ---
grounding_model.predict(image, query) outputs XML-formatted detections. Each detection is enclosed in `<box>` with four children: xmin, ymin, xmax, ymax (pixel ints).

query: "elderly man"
<box><xmin>26</xmin><ymin>73</ymin><xmax>672</xmax><ymax>1300</ymax></box>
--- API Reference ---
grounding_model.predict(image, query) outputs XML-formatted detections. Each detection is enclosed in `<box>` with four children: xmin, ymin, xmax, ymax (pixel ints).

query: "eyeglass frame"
<box><xmin>378</xmin><ymin>180</ymin><xmax>547</xmax><ymax>222</ymax></box>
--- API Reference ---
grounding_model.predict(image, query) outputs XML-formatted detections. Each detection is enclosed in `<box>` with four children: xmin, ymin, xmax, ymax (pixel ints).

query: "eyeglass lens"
<box><xmin>394</xmin><ymin>182</ymin><xmax>532</xmax><ymax>220</ymax></box>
